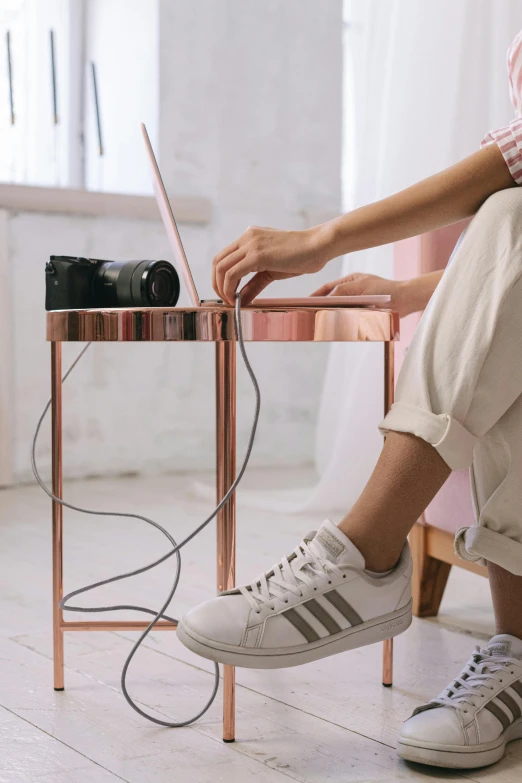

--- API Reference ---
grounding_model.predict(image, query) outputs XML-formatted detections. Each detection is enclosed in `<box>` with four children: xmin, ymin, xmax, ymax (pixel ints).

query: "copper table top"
<box><xmin>46</xmin><ymin>304</ymin><xmax>400</xmax><ymax>343</ymax></box>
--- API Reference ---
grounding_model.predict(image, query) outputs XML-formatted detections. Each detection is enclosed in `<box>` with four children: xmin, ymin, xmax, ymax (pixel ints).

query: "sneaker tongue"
<box><xmin>487</xmin><ymin>634</ymin><xmax>522</xmax><ymax>660</ymax></box>
<box><xmin>308</xmin><ymin>519</ymin><xmax>366</xmax><ymax>569</ymax></box>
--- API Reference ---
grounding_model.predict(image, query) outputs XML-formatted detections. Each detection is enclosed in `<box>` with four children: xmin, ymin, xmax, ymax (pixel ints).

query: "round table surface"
<box><xmin>46</xmin><ymin>304</ymin><xmax>400</xmax><ymax>343</ymax></box>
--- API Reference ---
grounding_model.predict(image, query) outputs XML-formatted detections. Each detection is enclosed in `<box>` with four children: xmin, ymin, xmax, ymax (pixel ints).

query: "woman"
<box><xmin>177</xmin><ymin>31</ymin><xmax>522</xmax><ymax>770</ymax></box>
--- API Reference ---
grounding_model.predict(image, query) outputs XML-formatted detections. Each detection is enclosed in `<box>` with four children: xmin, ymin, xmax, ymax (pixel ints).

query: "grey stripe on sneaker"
<box><xmin>283</xmin><ymin>608</ymin><xmax>320</xmax><ymax>643</ymax></box>
<box><xmin>323</xmin><ymin>590</ymin><xmax>363</xmax><ymax>626</ymax></box>
<box><xmin>497</xmin><ymin>689</ymin><xmax>522</xmax><ymax>722</ymax></box>
<box><xmin>411</xmin><ymin>702</ymin><xmax>443</xmax><ymax>717</ymax></box>
<box><xmin>304</xmin><ymin>599</ymin><xmax>342</xmax><ymax>635</ymax></box>
<box><xmin>485</xmin><ymin>700</ymin><xmax>511</xmax><ymax>732</ymax></box>
<box><xmin>510</xmin><ymin>679</ymin><xmax>522</xmax><ymax>699</ymax></box>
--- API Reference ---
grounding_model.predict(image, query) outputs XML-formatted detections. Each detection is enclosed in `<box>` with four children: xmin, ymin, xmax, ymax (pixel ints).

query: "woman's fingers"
<box><xmin>213</xmin><ymin>240</ymin><xmax>240</xmax><ymax>268</ymax></box>
<box><xmin>212</xmin><ymin>242</ymin><xmax>240</xmax><ymax>296</ymax></box>
<box><xmin>310</xmin><ymin>272</ymin><xmax>364</xmax><ymax>296</ymax></box>
<box><xmin>238</xmin><ymin>271</ymin><xmax>274</xmax><ymax>305</ymax></box>
<box><xmin>310</xmin><ymin>280</ymin><xmax>336</xmax><ymax>297</ymax></box>
<box><xmin>310</xmin><ymin>279</ymin><xmax>347</xmax><ymax>296</ymax></box>
<box><xmin>330</xmin><ymin>282</ymin><xmax>364</xmax><ymax>296</ymax></box>
<box><xmin>222</xmin><ymin>257</ymin><xmax>259</xmax><ymax>304</ymax></box>
<box><xmin>214</xmin><ymin>249</ymin><xmax>248</xmax><ymax>301</ymax></box>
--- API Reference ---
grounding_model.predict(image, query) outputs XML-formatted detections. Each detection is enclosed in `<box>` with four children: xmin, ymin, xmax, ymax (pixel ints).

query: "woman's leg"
<box><xmin>489</xmin><ymin>563</ymin><xmax>522</xmax><ymax>638</ymax></box>
<box><xmin>472</xmin><ymin>389</ymin><xmax>522</xmax><ymax>622</ymax></box>
<box><xmin>387</xmin><ymin>190</ymin><xmax>522</xmax><ymax>770</ymax></box>
<box><xmin>378</xmin><ymin>187</ymin><xmax>522</xmax><ymax>575</ymax></box>
<box><xmin>338</xmin><ymin>432</ymin><xmax>450</xmax><ymax>571</ymax></box>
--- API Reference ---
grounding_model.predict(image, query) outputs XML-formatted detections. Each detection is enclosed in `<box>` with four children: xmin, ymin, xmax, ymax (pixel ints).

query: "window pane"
<box><xmin>0</xmin><ymin>0</ymin><xmax>78</xmax><ymax>187</ymax></box>
<box><xmin>84</xmin><ymin>0</ymin><xmax>159</xmax><ymax>195</ymax></box>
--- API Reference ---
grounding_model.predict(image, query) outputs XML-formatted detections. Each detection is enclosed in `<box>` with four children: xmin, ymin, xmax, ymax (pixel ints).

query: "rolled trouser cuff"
<box><xmin>379</xmin><ymin>402</ymin><xmax>477</xmax><ymax>470</ymax></box>
<box><xmin>455</xmin><ymin>525</ymin><xmax>522</xmax><ymax>576</ymax></box>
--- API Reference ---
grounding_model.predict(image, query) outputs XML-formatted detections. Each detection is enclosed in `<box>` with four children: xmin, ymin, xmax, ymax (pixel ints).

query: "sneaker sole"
<box><xmin>177</xmin><ymin>600</ymin><xmax>412</xmax><ymax>669</ymax></box>
<box><xmin>396</xmin><ymin>717</ymin><xmax>522</xmax><ymax>769</ymax></box>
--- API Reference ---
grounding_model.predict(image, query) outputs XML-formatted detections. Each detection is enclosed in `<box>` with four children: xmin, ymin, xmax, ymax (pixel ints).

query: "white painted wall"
<box><xmin>159</xmin><ymin>0</ymin><xmax>342</xmax><ymax>299</ymax></box>
<box><xmin>2</xmin><ymin>1</ymin><xmax>343</xmax><ymax>485</ymax></box>
<box><xmin>157</xmin><ymin>1</ymin><xmax>343</xmax><ymax>483</ymax></box>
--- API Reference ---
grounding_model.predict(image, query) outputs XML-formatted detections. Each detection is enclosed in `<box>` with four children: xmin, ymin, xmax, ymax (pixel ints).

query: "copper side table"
<box><xmin>46</xmin><ymin>304</ymin><xmax>399</xmax><ymax>742</ymax></box>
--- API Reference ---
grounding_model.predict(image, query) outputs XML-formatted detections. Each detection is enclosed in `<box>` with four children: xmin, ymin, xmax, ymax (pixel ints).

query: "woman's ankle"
<box><xmin>337</xmin><ymin>521</ymin><xmax>405</xmax><ymax>572</ymax></box>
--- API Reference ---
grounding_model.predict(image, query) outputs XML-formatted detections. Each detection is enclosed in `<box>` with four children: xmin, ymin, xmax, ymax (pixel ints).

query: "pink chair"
<box><xmin>394</xmin><ymin>223</ymin><xmax>488</xmax><ymax>617</ymax></box>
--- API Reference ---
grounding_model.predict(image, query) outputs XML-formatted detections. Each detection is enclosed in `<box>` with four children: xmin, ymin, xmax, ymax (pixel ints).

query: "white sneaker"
<box><xmin>177</xmin><ymin>519</ymin><xmax>412</xmax><ymax>669</ymax></box>
<box><xmin>397</xmin><ymin>634</ymin><xmax>522</xmax><ymax>769</ymax></box>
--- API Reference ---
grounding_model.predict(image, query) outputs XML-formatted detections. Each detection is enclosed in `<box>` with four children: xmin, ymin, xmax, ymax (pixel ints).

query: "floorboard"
<box><xmin>1</xmin><ymin>471</ymin><xmax>520</xmax><ymax>782</ymax></box>
<box><xmin>0</xmin><ymin>704</ymin><xmax>122</xmax><ymax>782</ymax></box>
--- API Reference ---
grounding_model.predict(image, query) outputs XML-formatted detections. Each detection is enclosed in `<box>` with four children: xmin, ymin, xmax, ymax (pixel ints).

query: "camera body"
<box><xmin>45</xmin><ymin>256</ymin><xmax>180</xmax><ymax>311</ymax></box>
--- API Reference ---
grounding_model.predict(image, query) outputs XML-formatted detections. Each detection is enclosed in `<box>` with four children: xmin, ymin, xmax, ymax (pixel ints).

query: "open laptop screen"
<box><xmin>141</xmin><ymin>123</ymin><xmax>200</xmax><ymax>307</ymax></box>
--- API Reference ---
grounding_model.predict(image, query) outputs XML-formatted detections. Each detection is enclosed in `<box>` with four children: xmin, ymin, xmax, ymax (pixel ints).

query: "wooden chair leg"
<box><xmin>409</xmin><ymin>522</ymin><xmax>452</xmax><ymax>617</ymax></box>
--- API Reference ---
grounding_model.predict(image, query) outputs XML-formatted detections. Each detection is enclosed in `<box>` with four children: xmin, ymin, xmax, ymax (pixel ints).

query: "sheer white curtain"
<box><xmin>311</xmin><ymin>0</ymin><xmax>522</xmax><ymax>513</ymax></box>
<box><xmin>220</xmin><ymin>0</ymin><xmax>522</xmax><ymax>514</ymax></box>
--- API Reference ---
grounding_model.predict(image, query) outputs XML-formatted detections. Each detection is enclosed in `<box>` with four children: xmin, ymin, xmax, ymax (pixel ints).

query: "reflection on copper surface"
<box><xmin>384</xmin><ymin>342</ymin><xmax>395</xmax><ymax>416</ymax></box>
<box><xmin>215</xmin><ymin>342</ymin><xmax>237</xmax><ymax>741</ymax></box>
<box><xmin>51</xmin><ymin>342</ymin><xmax>64</xmax><ymax>690</ymax></box>
<box><xmin>383</xmin><ymin>639</ymin><xmax>394</xmax><ymax>686</ymax></box>
<box><xmin>48</xmin><ymin>306</ymin><xmax>400</xmax><ymax>343</ymax></box>
<box><xmin>382</xmin><ymin>341</ymin><xmax>395</xmax><ymax>688</ymax></box>
<box><xmin>61</xmin><ymin>621</ymin><xmax>177</xmax><ymax>631</ymax></box>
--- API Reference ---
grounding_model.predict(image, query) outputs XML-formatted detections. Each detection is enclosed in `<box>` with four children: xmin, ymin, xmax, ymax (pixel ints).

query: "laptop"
<box><xmin>141</xmin><ymin>123</ymin><xmax>390</xmax><ymax>309</ymax></box>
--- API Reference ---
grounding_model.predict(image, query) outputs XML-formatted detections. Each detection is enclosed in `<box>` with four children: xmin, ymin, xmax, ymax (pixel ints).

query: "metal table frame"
<box><xmin>46</xmin><ymin>304</ymin><xmax>399</xmax><ymax>742</ymax></box>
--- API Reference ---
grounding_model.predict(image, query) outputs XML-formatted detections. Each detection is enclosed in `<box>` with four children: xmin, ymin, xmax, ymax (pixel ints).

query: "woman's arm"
<box><xmin>324</xmin><ymin>143</ymin><xmax>513</xmax><ymax>259</ymax></box>
<box><xmin>213</xmin><ymin>143</ymin><xmax>514</xmax><ymax>304</ymax></box>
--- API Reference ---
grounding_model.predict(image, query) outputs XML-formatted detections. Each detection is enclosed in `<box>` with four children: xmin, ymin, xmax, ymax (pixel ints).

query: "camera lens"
<box><xmin>139</xmin><ymin>261</ymin><xmax>180</xmax><ymax>306</ymax></box>
<box><xmin>148</xmin><ymin>267</ymin><xmax>175</xmax><ymax>304</ymax></box>
<box><xmin>93</xmin><ymin>259</ymin><xmax>180</xmax><ymax>308</ymax></box>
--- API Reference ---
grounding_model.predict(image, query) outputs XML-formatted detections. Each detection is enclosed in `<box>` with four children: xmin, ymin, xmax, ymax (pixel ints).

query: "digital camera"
<box><xmin>45</xmin><ymin>255</ymin><xmax>180</xmax><ymax>311</ymax></box>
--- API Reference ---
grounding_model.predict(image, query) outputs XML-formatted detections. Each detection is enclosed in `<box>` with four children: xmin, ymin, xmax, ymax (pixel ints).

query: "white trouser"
<box><xmin>380</xmin><ymin>188</ymin><xmax>522</xmax><ymax>576</ymax></box>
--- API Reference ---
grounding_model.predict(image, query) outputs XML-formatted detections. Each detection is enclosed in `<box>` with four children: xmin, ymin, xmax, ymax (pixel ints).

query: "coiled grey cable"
<box><xmin>32</xmin><ymin>293</ymin><xmax>260</xmax><ymax>727</ymax></box>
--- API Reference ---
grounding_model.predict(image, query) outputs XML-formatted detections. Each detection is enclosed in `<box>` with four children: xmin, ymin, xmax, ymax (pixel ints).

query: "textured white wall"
<box><xmin>157</xmin><ymin>0</ymin><xmax>344</xmax><ymax>480</ymax></box>
<box><xmin>159</xmin><ymin>0</ymin><xmax>342</xmax><ymax>285</ymax></box>
<box><xmin>5</xmin><ymin>1</ymin><xmax>343</xmax><ymax>484</ymax></box>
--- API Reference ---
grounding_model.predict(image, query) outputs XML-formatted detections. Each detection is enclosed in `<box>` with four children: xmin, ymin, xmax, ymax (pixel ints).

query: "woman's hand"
<box><xmin>312</xmin><ymin>271</ymin><xmax>443</xmax><ymax>318</ymax></box>
<box><xmin>212</xmin><ymin>224</ymin><xmax>333</xmax><ymax>305</ymax></box>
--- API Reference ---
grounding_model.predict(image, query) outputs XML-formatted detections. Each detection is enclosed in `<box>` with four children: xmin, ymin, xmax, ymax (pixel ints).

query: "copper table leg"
<box><xmin>215</xmin><ymin>341</ymin><xmax>237</xmax><ymax>742</ymax></box>
<box><xmin>382</xmin><ymin>341</ymin><xmax>395</xmax><ymax>688</ymax></box>
<box><xmin>51</xmin><ymin>342</ymin><xmax>65</xmax><ymax>690</ymax></box>
<box><xmin>45</xmin><ymin>306</ymin><xmax>399</xmax><ymax>721</ymax></box>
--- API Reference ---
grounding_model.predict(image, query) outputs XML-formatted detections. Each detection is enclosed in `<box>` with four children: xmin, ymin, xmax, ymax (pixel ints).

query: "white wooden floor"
<box><xmin>1</xmin><ymin>470</ymin><xmax>520</xmax><ymax>783</ymax></box>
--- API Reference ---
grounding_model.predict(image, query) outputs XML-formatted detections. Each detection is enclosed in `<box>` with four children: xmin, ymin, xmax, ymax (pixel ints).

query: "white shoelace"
<box><xmin>239</xmin><ymin>539</ymin><xmax>343</xmax><ymax>614</ymax></box>
<box><xmin>435</xmin><ymin>647</ymin><xmax>520</xmax><ymax>714</ymax></box>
